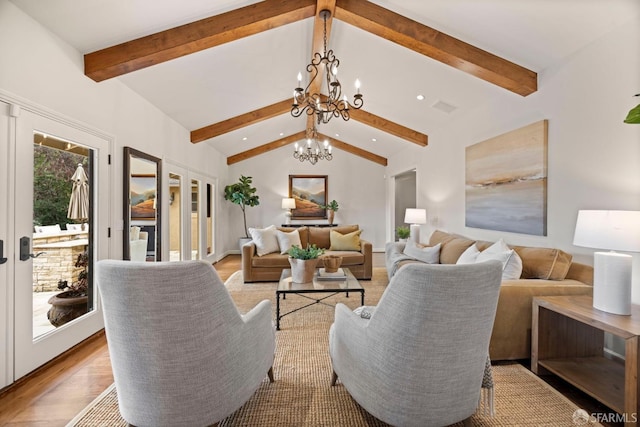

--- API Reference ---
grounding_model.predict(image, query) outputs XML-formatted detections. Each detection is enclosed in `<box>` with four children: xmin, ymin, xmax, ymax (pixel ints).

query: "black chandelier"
<box><xmin>293</xmin><ymin>126</ymin><xmax>332</xmax><ymax>165</ymax></box>
<box><xmin>291</xmin><ymin>9</ymin><xmax>363</xmax><ymax>125</ymax></box>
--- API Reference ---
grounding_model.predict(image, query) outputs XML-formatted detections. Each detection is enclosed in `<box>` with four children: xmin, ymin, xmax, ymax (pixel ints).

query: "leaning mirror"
<box><xmin>123</xmin><ymin>147</ymin><xmax>162</xmax><ymax>261</ymax></box>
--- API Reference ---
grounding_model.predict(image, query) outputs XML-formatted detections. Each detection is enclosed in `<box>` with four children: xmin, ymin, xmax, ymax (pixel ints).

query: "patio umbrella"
<box><xmin>67</xmin><ymin>163</ymin><xmax>89</xmax><ymax>228</ymax></box>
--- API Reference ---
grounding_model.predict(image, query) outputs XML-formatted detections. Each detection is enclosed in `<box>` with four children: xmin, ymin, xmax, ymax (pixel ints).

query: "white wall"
<box><xmin>387</xmin><ymin>21</ymin><xmax>640</xmax><ymax>300</ymax></box>
<box><xmin>0</xmin><ymin>0</ymin><xmax>229</xmax><ymax>260</ymax></box>
<box><xmin>227</xmin><ymin>146</ymin><xmax>387</xmax><ymax>251</ymax></box>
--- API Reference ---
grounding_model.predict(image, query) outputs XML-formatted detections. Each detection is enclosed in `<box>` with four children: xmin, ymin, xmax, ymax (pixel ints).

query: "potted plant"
<box><xmin>47</xmin><ymin>251</ymin><xmax>89</xmax><ymax>327</ymax></box>
<box><xmin>224</xmin><ymin>175</ymin><xmax>260</xmax><ymax>247</ymax></box>
<box><xmin>321</xmin><ymin>199</ymin><xmax>339</xmax><ymax>225</ymax></box>
<box><xmin>288</xmin><ymin>244</ymin><xmax>325</xmax><ymax>283</ymax></box>
<box><xmin>624</xmin><ymin>94</ymin><xmax>640</xmax><ymax>124</ymax></box>
<box><xmin>396</xmin><ymin>226</ymin><xmax>410</xmax><ymax>242</ymax></box>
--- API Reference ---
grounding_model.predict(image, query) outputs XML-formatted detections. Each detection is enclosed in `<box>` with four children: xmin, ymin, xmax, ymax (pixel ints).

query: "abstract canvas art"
<box><xmin>465</xmin><ymin>120</ymin><xmax>548</xmax><ymax>236</ymax></box>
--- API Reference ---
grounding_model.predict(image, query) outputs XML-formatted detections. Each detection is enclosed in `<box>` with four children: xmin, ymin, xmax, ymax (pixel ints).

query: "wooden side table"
<box><xmin>532</xmin><ymin>295</ymin><xmax>640</xmax><ymax>425</ymax></box>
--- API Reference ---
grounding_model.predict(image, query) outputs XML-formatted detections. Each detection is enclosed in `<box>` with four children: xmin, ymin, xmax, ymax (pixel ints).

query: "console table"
<box><xmin>532</xmin><ymin>295</ymin><xmax>640</xmax><ymax>425</ymax></box>
<box><xmin>281</xmin><ymin>224</ymin><xmax>338</xmax><ymax>228</ymax></box>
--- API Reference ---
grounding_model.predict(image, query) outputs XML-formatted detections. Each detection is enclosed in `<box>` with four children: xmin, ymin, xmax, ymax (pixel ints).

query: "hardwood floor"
<box><xmin>0</xmin><ymin>253</ymin><xmax>621</xmax><ymax>426</ymax></box>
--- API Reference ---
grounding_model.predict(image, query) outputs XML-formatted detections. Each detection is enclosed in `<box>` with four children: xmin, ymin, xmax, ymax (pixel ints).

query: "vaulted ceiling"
<box><xmin>10</xmin><ymin>0</ymin><xmax>638</xmax><ymax>165</ymax></box>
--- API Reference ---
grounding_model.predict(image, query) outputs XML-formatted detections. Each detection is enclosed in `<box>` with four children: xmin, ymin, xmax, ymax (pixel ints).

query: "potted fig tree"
<box><xmin>224</xmin><ymin>175</ymin><xmax>260</xmax><ymax>249</ymax></box>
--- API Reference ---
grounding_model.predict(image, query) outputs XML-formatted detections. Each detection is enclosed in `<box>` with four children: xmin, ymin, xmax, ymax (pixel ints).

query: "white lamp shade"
<box><xmin>282</xmin><ymin>198</ymin><xmax>296</xmax><ymax>210</ymax></box>
<box><xmin>404</xmin><ymin>208</ymin><xmax>427</xmax><ymax>224</ymax></box>
<box><xmin>573</xmin><ymin>210</ymin><xmax>640</xmax><ymax>252</ymax></box>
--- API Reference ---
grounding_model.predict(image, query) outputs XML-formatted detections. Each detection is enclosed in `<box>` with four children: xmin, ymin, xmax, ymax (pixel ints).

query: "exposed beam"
<box><xmin>191</xmin><ymin>99</ymin><xmax>292</xmax><ymax>143</ymax></box>
<box><xmin>318</xmin><ymin>133</ymin><xmax>387</xmax><ymax>166</ymax></box>
<box><xmin>335</xmin><ymin>0</ymin><xmax>537</xmax><ymax>96</ymax></box>
<box><xmin>227</xmin><ymin>131</ymin><xmax>307</xmax><ymax>165</ymax></box>
<box><xmin>84</xmin><ymin>0</ymin><xmax>316</xmax><ymax>81</ymax></box>
<box><xmin>227</xmin><ymin>130</ymin><xmax>387</xmax><ymax>165</ymax></box>
<box><xmin>349</xmin><ymin>109</ymin><xmax>428</xmax><ymax>146</ymax></box>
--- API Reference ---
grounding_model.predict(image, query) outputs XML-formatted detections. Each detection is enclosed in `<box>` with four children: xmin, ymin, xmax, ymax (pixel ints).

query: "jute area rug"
<box><xmin>68</xmin><ymin>268</ymin><xmax>600</xmax><ymax>427</ymax></box>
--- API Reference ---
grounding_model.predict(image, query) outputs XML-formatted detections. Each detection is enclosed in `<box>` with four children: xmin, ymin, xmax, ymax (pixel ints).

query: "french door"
<box><xmin>1</xmin><ymin>101</ymin><xmax>110</xmax><ymax>383</ymax></box>
<box><xmin>163</xmin><ymin>163</ymin><xmax>216</xmax><ymax>263</ymax></box>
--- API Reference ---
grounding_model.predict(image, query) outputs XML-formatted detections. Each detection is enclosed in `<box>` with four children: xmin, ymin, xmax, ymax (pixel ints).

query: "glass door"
<box><xmin>13</xmin><ymin>108</ymin><xmax>109</xmax><ymax>380</ymax></box>
<box><xmin>190</xmin><ymin>172</ymin><xmax>217</xmax><ymax>263</ymax></box>
<box><xmin>163</xmin><ymin>162</ymin><xmax>188</xmax><ymax>261</ymax></box>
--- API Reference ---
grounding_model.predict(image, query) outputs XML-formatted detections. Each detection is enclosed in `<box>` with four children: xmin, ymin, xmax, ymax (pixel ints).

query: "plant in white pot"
<box><xmin>224</xmin><ymin>175</ymin><xmax>260</xmax><ymax>248</ymax></box>
<box><xmin>396</xmin><ymin>226</ymin><xmax>410</xmax><ymax>242</ymax></box>
<box><xmin>288</xmin><ymin>244</ymin><xmax>324</xmax><ymax>283</ymax></box>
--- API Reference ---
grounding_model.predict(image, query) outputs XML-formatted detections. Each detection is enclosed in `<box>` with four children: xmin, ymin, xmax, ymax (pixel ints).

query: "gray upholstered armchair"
<box><xmin>96</xmin><ymin>260</ymin><xmax>275</xmax><ymax>427</ymax></box>
<box><xmin>329</xmin><ymin>261</ymin><xmax>502</xmax><ymax>427</ymax></box>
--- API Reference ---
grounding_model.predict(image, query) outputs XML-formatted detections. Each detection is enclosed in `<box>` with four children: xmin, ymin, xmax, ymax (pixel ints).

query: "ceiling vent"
<box><xmin>432</xmin><ymin>100</ymin><xmax>458</xmax><ymax>114</ymax></box>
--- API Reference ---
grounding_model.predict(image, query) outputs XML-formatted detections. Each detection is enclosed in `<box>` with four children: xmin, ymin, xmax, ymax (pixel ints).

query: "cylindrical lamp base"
<box><xmin>593</xmin><ymin>251</ymin><xmax>632</xmax><ymax>315</ymax></box>
<box><xmin>409</xmin><ymin>224</ymin><xmax>421</xmax><ymax>244</ymax></box>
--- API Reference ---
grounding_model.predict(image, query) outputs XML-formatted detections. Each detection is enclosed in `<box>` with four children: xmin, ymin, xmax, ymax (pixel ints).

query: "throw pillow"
<box><xmin>276</xmin><ymin>229</ymin><xmax>302</xmax><ymax>255</ymax></box>
<box><xmin>248</xmin><ymin>225</ymin><xmax>279</xmax><ymax>256</ymax></box>
<box><xmin>476</xmin><ymin>239</ymin><xmax>523</xmax><ymax>280</ymax></box>
<box><xmin>456</xmin><ymin>244</ymin><xmax>480</xmax><ymax>264</ymax></box>
<box><xmin>329</xmin><ymin>229</ymin><xmax>362</xmax><ymax>251</ymax></box>
<box><xmin>403</xmin><ymin>241</ymin><xmax>441</xmax><ymax>264</ymax></box>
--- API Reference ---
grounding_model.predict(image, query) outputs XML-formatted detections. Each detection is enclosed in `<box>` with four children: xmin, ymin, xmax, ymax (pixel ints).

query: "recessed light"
<box><xmin>416</xmin><ymin>94</ymin><xmax>425</xmax><ymax>101</ymax></box>
<box><xmin>242</xmin><ymin>137</ymin><xmax>248</xmax><ymax>141</ymax></box>
<box><xmin>335</xmin><ymin>133</ymin><xmax>340</xmax><ymax>137</ymax></box>
<box><xmin>372</xmin><ymin>138</ymin><xmax>377</xmax><ymax>142</ymax></box>
<box><xmin>279</xmin><ymin>132</ymin><xmax>284</xmax><ymax>136</ymax></box>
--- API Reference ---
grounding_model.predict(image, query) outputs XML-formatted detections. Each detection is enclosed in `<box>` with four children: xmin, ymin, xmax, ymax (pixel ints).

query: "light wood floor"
<box><xmin>0</xmin><ymin>253</ymin><xmax>620</xmax><ymax>426</ymax></box>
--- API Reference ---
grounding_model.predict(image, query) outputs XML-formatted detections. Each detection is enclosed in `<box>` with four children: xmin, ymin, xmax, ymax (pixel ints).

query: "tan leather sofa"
<box><xmin>242</xmin><ymin>225</ymin><xmax>372</xmax><ymax>282</ymax></box>
<box><xmin>385</xmin><ymin>230</ymin><xmax>593</xmax><ymax>361</ymax></box>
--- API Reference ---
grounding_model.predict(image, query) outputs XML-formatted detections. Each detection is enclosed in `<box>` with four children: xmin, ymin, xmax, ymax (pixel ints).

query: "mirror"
<box><xmin>123</xmin><ymin>147</ymin><xmax>162</xmax><ymax>261</ymax></box>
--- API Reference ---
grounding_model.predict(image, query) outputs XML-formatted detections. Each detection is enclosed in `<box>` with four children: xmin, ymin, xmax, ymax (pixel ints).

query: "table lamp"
<box><xmin>282</xmin><ymin>198</ymin><xmax>296</xmax><ymax>224</ymax></box>
<box><xmin>404</xmin><ymin>208</ymin><xmax>427</xmax><ymax>244</ymax></box>
<box><xmin>573</xmin><ymin>210</ymin><xmax>640</xmax><ymax>315</ymax></box>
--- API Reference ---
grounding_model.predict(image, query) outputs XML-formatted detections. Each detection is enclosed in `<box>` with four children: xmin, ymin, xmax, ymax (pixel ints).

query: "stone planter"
<box><xmin>47</xmin><ymin>291</ymin><xmax>88</xmax><ymax>327</ymax></box>
<box><xmin>288</xmin><ymin>257</ymin><xmax>319</xmax><ymax>283</ymax></box>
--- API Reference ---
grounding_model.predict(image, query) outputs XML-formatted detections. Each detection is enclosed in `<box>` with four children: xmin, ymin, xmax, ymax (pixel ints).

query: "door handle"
<box><xmin>19</xmin><ymin>236</ymin><xmax>45</xmax><ymax>261</ymax></box>
<box><xmin>0</xmin><ymin>240</ymin><xmax>7</xmax><ymax>264</ymax></box>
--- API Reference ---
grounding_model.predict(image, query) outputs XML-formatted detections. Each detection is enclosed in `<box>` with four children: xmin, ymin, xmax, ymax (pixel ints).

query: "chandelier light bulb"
<box><xmin>297</xmin><ymin>72</ymin><xmax>302</xmax><ymax>85</ymax></box>
<box><xmin>355</xmin><ymin>79</ymin><xmax>361</xmax><ymax>93</ymax></box>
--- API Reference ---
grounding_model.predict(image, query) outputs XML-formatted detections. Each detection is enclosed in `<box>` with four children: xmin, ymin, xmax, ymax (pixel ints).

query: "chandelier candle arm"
<box><xmin>290</xmin><ymin>9</ymin><xmax>363</xmax><ymax>125</ymax></box>
<box><xmin>292</xmin><ymin>126</ymin><xmax>333</xmax><ymax>165</ymax></box>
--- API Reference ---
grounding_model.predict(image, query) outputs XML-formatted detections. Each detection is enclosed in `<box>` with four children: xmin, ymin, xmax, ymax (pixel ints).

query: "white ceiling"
<box><xmin>10</xmin><ymin>0</ymin><xmax>639</xmax><ymax>161</ymax></box>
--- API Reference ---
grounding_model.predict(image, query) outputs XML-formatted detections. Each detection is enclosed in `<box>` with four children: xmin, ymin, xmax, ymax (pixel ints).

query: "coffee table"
<box><xmin>276</xmin><ymin>268</ymin><xmax>365</xmax><ymax>330</ymax></box>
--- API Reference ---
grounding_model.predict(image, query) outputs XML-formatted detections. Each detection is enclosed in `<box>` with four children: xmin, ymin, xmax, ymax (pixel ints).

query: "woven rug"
<box><xmin>68</xmin><ymin>268</ymin><xmax>600</xmax><ymax>427</ymax></box>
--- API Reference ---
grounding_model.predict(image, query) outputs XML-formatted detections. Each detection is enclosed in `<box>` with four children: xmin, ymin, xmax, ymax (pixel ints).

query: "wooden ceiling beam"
<box><xmin>227</xmin><ymin>131</ymin><xmax>307</xmax><ymax>165</ymax></box>
<box><xmin>84</xmin><ymin>0</ymin><xmax>316</xmax><ymax>82</ymax></box>
<box><xmin>191</xmin><ymin>99</ymin><xmax>292</xmax><ymax>143</ymax></box>
<box><xmin>335</xmin><ymin>0</ymin><xmax>537</xmax><ymax>96</ymax></box>
<box><xmin>227</xmin><ymin>130</ymin><xmax>387</xmax><ymax>165</ymax></box>
<box><xmin>349</xmin><ymin>109</ymin><xmax>428</xmax><ymax>146</ymax></box>
<box><xmin>318</xmin><ymin>133</ymin><xmax>387</xmax><ymax>166</ymax></box>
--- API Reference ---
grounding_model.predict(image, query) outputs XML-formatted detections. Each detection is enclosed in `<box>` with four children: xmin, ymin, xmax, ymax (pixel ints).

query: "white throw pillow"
<box><xmin>403</xmin><ymin>241</ymin><xmax>441</xmax><ymax>264</ymax></box>
<box><xmin>476</xmin><ymin>239</ymin><xmax>523</xmax><ymax>280</ymax></box>
<box><xmin>248</xmin><ymin>225</ymin><xmax>279</xmax><ymax>256</ymax></box>
<box><xmin>456</xmin><ymin>244</ymin><xmax>480</xmax><ymax>264</ymax></box>
<box><xmin>276</xmin><ymin>229</ymin><xmax>302</xmax><ymax>255</ymax></box>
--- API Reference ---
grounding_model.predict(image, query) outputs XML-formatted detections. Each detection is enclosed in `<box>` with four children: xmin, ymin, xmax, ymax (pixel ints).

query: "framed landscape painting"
<box><xmin>130</xmin><ymin>174</ymin><xmax>157</xmax><ymax>220</ymax></box>
<box><xmin>465</xmin><ymin>120</ymin><xmax>548</xmax><ymax>236</ymax></box>
<box><xmin>289</xmin><ymin>175</ymin><xmax>327</xmax><ymax>219</ymax></box>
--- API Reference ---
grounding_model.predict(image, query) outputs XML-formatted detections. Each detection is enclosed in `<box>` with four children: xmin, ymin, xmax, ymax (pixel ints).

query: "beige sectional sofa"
<box><xmin>242</xmin><ymin>225</ymin><xmax>373</xmax><ymax>282</ymax></box>
<box><xmin>385</xmin><ymin>230</ymin><xmax>593</xmax><ymax>361</ymax></box>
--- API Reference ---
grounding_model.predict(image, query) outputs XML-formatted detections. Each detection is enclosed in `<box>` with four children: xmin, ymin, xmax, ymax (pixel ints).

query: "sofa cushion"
<box><xmin>456</xmin><ymin>244</ymin><xmax>480</xmax><ymax>264</ymax></box>
<box><xmin>321</xmin><ymin>250</ymin><xmax>364</xmax><ymax>266</ymax></box>
<box><xmin>309</xmin><ymin>225</ymin><xmax>359</xmax><ymax>249</ymax></box>
<box><xmin>329</xmin><ymin>229</ymin><xmax>362</xmax><ymax>251</ymax></box>
<box><xmin>480</xmin><ymin>239</ymin><xmax>523</xmax><ymax>280</ymax></box>
<box><xmin>429</xmin><ymin>230</ymin><xmax>476</xmax><ymax>264</ymax></box>
<box><xmin>513</xmin><ymin>246</ymin><xmax>573</xmax><ymax>280</ymax></box>
<box><xmin>248</xmin><ymin>225</ymin><xmax>279</xmax><ymax>256</ymax></box>
<box><xmin>276</xmin><ymin>229</ymin><xmax>302</xmax><ymax>255</ymax></box>
<box><xmin>251</xmin><ymin>252</ymin><xmax>292</xmax><ymax>268</ymax></box>
<box><xmin>278</xmin><ymin>226</ymin><xmax>309</xmax><ymax>248</ymax></box>
<box><xmin>403</xmin><ymin>241</ymin><xmax>441</xmax><ymax>264</ymax></box>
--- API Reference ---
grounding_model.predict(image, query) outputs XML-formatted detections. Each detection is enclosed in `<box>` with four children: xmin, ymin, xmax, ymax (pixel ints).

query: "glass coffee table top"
<box><xmin>275</xmin><ymin>268</ymin><xmax>365</xmax><ymax>330</ymax></box>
